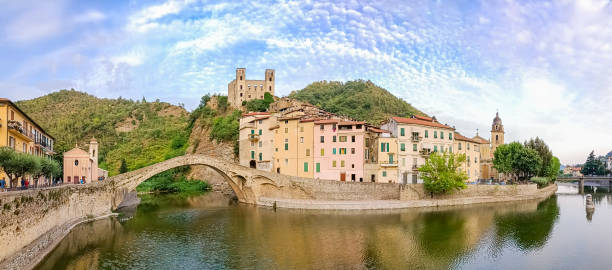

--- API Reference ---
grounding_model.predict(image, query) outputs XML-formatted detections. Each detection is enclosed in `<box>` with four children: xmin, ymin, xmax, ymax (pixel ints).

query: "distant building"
<box><xmin>454</xmin><ymin>132</ymin><xmax>482</xmax><ymax>182</ymax></box>
<box><xmin>0</xmin><ymin>98</ymin><xmax>55</xmax><ymax>187</ymax></box>
<box><xmin>473</xmin><ymin>112</ymin><xmax>505</xmax><ymax>181</ymax></box>
<box><xmin>228</xmin><ymin>68</ymin><xmax>275</xmax><ymax>107</ymax></box>
<box><xmin>63</xmin><ymin>138</ymin><xmax>103</xmax><ymax>184</ymax></box>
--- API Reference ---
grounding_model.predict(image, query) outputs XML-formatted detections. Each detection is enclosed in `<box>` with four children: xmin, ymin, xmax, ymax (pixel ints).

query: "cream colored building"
<box><xmin>239</xmin><ymin>112</ymin><xmax>276</xmax><ymax>172</ymax></box>
<box><xmin>228</xmin><ymin>68</ymin><xmax>275</xmax><ymax>107</ymax></box>
<box><xmin>381</xmin><ymin>116</ymin><xmax>455</xmax><ymax>184</ymax></box>
<box><xmin>63</xmin><ymin>138</ymin><xmax>99</xmax><ymax>184</ymax></box>
<box><xmin>454</xmin><ymin>133</ymin><xmax>482</xmax><ymax>182</ymax></box>
<box><xmin>272</xmin><ymin>117</ymin><xmax>314</xmax><ymax>178</ymax></box>
<box><xmin>376</xmin><ymin>134</ymin><xmax>399</xmax><ymax>183</ymax></box>
<box><xmin>473</xmin><ymin>113</ymin><xmax>505</xmax><ymax>180</ymax></box>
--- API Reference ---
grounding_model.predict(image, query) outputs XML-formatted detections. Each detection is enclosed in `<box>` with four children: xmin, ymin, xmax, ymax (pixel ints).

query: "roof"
<box><xmin>0</xmin><ymin>98</ymin><xmax>55</xmax><ymax>140</ymax></box>
<box><xmin>368</xmin><ymin>127</ymin><xmax>390</xmax><ymax>133</ymax></box>
<box><xmin>245</xmin><ymin>116</ymin><xmax>270</xmax><ymax>123</ymax></box>
<box><xmin>242</xmin><ymin>112</ymin><xmax>271</xmax><ymax>117</ymax></box>
<box><xmin>278</xmin><ymin>116</ymin><xmax>302</xmax><ymax>121</ymax></box>
<box><xmin>63</xmin><ymin>147</ymin><xmax>89</xmax><ymax>157</ymax></box>
<box><xmin>338</xmin><ymin>121</ymin><xmax>365</xmax><ymax>125</ymax></box>
<box><xmin>391</xmin><ymin>116</ymin><xmax>454</xmax><ymax>130</ymax></box>
<box><xmin>413</xmin><ymin>115</ymin><xmax>433</xmax><ymax>121</ymax></box>
<box><xmin>471</xmin><ymin>135</ymin><xmax>490</xmax><ymax>144</ymax></box>
<box><xmin>454</xmin><ymin>132</ymin><xmax>481</xmax><ymax>143</ymax></box>
<box><xmin>314</xmin><ymin>119</ymin><xmax>340</xmax><ymax>124</ymax></box>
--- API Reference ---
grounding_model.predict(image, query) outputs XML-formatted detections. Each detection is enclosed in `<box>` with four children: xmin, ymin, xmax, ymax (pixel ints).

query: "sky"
<box><xmin>0</xmin><ymin>0</ymin><xmax>610</xmax><ymax>165</ymax></box>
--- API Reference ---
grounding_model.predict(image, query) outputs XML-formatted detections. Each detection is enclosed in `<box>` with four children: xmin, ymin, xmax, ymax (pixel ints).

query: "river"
<box><xmin>34</xmin><ymin>184</ymin><xmax>612</xmax><ymax>269</ymax></box>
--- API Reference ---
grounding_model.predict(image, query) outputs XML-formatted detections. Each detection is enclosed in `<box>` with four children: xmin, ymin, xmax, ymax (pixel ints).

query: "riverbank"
<box><xmin>258</xmin><ymin>184</ymin><xmax>558</xmax><ymax>210</ymax></box>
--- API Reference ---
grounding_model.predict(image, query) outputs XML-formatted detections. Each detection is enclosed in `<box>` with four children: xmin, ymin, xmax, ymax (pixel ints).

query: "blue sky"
<box><xmin>1</xmin><ymin>0</ymin><xmax>611</xmax><ymax>164</ymax></box>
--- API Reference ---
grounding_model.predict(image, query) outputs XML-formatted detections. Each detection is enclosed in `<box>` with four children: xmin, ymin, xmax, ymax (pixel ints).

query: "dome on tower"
<box><xmin>491</xmin><ymin>112</ymin><xmax>504</xmax><ymax>132</ymax></box>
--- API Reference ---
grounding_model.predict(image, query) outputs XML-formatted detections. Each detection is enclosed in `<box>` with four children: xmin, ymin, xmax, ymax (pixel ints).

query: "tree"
<box><xmin>494</xmin><ymin>142</ymin><xmax>542</xmax><ymax>182</ymax></box>
<box><xmin>581</xmin><ymin>151</ymin><xmax>606</xmax><ymax>176</ymax></box>
<box><xmin>3</xmin><ymin>153</ymin><xmax>40</xmax><ymax>188</ymax></box>
<box><xmin>38</xmin><ymin>158</ymin><xmax>61</xmax><ymax>187</ymax></box>
<box><xmin>418</xmin><ymin>152</ymin><xmax>468</xmax><ymax>196</ymax></box>
<box><xmin>549</xmin><ymin>156</ymin><xmax>561</xmax><ymax>180</ymax></box>
<box><xmin>524</xmin><ymin>137</ymin><xmax>553</xmax><ymax>177</ymax></box>
<box><xmin>245</xmin><ymin>92</ymin><xmax>275</xmax><ymax>112</ymax></box>
<box><xmin>199</xmin><ymin>94</ymin><xmax>211</xmax><ymax>108</ymax></box>
<box><xmin>119</xmin><ymin>159</ymin><xmax>128</xmax><ymax>174</ymax></box>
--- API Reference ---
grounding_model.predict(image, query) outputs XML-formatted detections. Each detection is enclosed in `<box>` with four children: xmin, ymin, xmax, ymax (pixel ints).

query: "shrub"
<box><xmin>530</xmin><ymin>177</ymin><xmax>551</xmax><ymax>188</ymax></box>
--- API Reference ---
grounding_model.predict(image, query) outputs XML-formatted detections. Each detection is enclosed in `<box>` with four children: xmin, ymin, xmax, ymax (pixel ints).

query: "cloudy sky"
<box><xmin>1</xmin><ymin>0</ymin><xmax>611</xmax><ymax>164</ymax></box>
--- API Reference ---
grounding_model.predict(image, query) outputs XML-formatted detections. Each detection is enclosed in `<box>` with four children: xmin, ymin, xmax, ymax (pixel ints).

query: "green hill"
<box><xmin>288</xmin><ymin>80</ymin><xmax>426</xmax><ymax>124</ymax></box>
<box><xmin>16</xmin><ymin>90</ymin><xmax>190</xmax><ymax>176</ymax></box>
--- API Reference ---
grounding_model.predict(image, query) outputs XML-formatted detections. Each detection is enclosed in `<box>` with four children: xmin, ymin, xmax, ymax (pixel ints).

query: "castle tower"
<box><xmin>264</xmin><ymin>69</ymin><xmax>275</xmax><ymax>97</ymax></box>
<box><xmin>490</xmin><ymin>112</ymin><xmax>505</xmax><ymax>155</ymax></box>
<box><xmin>227</xmin><ymin>68</ymin><xmax>274</xmax><ymax>107</ymax></box>
<box><xmin>89</xmin><ymin>137</ymin><xmax>99</xmax><ymax>181</ymax></box>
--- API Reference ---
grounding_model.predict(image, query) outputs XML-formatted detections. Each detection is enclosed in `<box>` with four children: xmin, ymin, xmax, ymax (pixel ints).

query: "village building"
<box><xmin>238</xmin><ymin>112</ymin><xmax>276</xmax><ymax>172</ymax></box>
<box><xmin>474</xmin><ymin>112</ymin><xmax>505</xmax><ymax>180</ymax></box>
<box><xmin>272</xmin><ymin>117</ymin><xmax>315</xmax><ymax>178</ymax></box>
<box><xmin>227</xmin><ymin>68</ymin><xmax>275</xmax><ymax>107</ymax></box>
<box><xmin>63</xmin><ymin>138</ymin><xmax>107</xmax><ymax>184</ymax></box>
<box><xmin>0</xmin><ymin>98</ymin><xmax>55</xmax><ymax>187</ymax></box>
<box><xmin>454</xmin><ymin>132</ymin><xmax>482</xmax><ymax>182</ymax></box>
<box><xmin>381</xmin><ymin>115</ymin><xmax>455</xmax><ymax>184</ymax></box>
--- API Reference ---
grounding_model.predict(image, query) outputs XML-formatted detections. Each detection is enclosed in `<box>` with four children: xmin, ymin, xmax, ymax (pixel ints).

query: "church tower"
<box><xmin>490</xmin><ymin>112</ymin><xmax>504</xmax><ymax>154</ymax></box>
<box><xmin>89</xmin><ymin>137</ymin><xmax>99</xmax><ymax>181</ymax></box>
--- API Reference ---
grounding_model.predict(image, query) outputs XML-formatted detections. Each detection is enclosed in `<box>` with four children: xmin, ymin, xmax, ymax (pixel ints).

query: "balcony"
<box><xmin>419</xmin><ymin>148</ymin><xmax>431</xmax><ymax>156</ymax></box>
<box><xmin>7</xmin><ymin>120</ymin><xmax>33</xmax><ymax>142</ymax></box>
<box><xmin>248</xmin><ymin>134</ymin><xmax>260</xmax><ymax>142</ymax></box>
<box><xmin>411</xmin><ymin>136</ymin><xmax>422</xmax><ymax>142</ymax></box>
<box><xmin>412</xmin><ymin>165</ymin><xmax>419</xmax><ymax>171</ymax></box>
<box><xmin>380</xmin><ymin>160</ymin><xmax>398</xmax><ymax>167</ymax></box>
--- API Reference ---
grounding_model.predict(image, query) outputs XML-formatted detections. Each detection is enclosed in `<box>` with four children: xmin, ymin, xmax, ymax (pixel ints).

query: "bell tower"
<box><xmin>490</xmin><ymin>112</ymin><xmax>504</xmax><ymax>153</ymax></box>
<box><xmin>89</xmin><ymin>137</ymin><xmax>99</xmax><ymax>182</ymax></box>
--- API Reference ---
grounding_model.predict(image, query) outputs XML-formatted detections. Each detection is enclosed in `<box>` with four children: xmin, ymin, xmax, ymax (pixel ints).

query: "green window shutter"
<box><xmin>425</xmin><ymin>130</ymin><xmax>428</xmax><ymax>138</ymax></box>
<box><xmin>251</xmin><ymin>151</ymin><xmax>254</xmax><ymax>159</ymax></box>
<box><xmin>413</xmin><ymin>144</ymin><xmax>417</xmax><ymax>151</ymax></box>
<box><xmin>251</xmin><ymin>130</ymin><xmax>254</xmax><ymax>134</ymax></box>
<box><xmin>389</xmin><ymin>154</ymin><xmax>393</xmax><ymax>163</ymax></box>
<box><xmin>434</xmin><ymin>131</ymin><xmax>437</xmax><ymax>138</ymax></box>
<box><xmin>259</xmin><ymin>153</ymin><xmax>262</xmax><ymax>160</ymax></box>
<box><xmin>383</xmin><ymin>171</ymin><xmax>387</xmax><ymax>177</ymax></box>
<box><xmin>259</xmin><ymin>129</ymin><xmax>262</xmax><ymax>135</ymax></box>
<box><xmin>400</xmin><ymin>143</ymin><xmax>405</xmax><ymax>151</ymax></box>
<box><xmin>441</xmin><ymin>132</ymin><xmax>444</xmax><ymax>139</ymax></box>
<box><xmin>304</xmin><ymin>162</ymin><xmax>308</xmax><ymax>172</ymax></box>
<box><xmin>449</xmin><ymin>133</ymin><xmax>452</xmax><ymax>140</ymax></box>
<box><xmin>333</xmin><ymin>148</ymin><xmax>337</xmax><ymax>155</ymax></box>
<box><xmin>284</xmin><ymin>143</ymin><xmax>288</xmax><ymax>150</ymax></box>
<box><xmin>434</xmin><ymin>146</ymin><xmax>438</xmax><ymax>152</ymax></box>
<box><xmin>381</xmin><ymin>143</ymin><xmax>384</xmax><ymax>152</ymax></box>
<box><xmin>316</xmin><ymin>163</ymin><xmax>320</xmax><ymax>173</ymax></box>
<box><xmin>400</xmin><ymin>128</ymin><xmax>405</xmax><ymax>136</ymax></box>
<box><xmin>386</xmin><ymin>143</ymin><xmax>390</xmax><ymax>152</ymax></box>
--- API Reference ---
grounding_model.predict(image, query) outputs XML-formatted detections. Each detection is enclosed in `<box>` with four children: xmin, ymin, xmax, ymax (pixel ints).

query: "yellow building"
<box><xmin>454</xmin><ymin>133</ymin><xmax>481</xmax><ymax>182</ymax></box>
<box><xmin>272</xmin><ymin>117</ymin><xmax>314</xmax><ymax>178</ymax></box>
<box><xmin>0</xmin><ymin>98</ymin><xmax>55</xmax><ymax>186</ymax></box>
<box><xmin>473</xmin><ymin>112</ymin><xmax>505</xmax><ymax>180</ymax></box>
<box><xmin>376</xmin><ymin>134</ymin><xmax>399</xmax><ymax>183</ymax></box>
<box><xmin>239</xmin><ymin>112</ymin><xmax>276</xmax><ymax>172</ymax></box>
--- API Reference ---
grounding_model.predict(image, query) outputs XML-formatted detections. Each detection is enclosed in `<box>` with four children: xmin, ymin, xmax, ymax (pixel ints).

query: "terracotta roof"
<box><xmin>454</xmin><ymin>132</ymin><xmax>480</xmax><ymax>143</ymax></box>
<box><xmin>314</xmin><ymin>119</ymin><xmax>340</xmax><ymax>124</ymax></box>
<box><xmin>242</xmin><ymin>112</ymin><xmax>271</xmax><ymax>117</ymax></box>
<box><xmin>338</xmin><ymin>121</ymin><xmax>365</xmax><ymax>125</ymax></box>
<box><xmin>471</xmin><ymin>135</ymin><xmax>490</xmax><ymax>144</ymax></box>
<box><xmin>246</xmin><ymin>116</ymin><xmax>270</xmax><ymax>123</ymax></box>
<box><xmin>391</xmin><ymin>116</ymin><xmax>454</xmax><ymax>130</ymax></box>
<box><xmin>413</xmin><ymin>115</ymin><xmax>433</xmax><ymax>121</ymax></box>
<box><xmin>299</xmin><ymin>118</ymin><xmax>319</xmax><ymax>123</ymax></box>
<box><xmin>368</xmin><ymin>127</ymin><xmax>390</xmax><ymax>133</ymax></box>
<box><xmin>63</xmin><ymin>147</ymin><xmax>89</xmax><ymax>157</ymax></box>
<box><xmin>278</xmin><ymin>116</ymin><xmax>302</xmax><ymax>121</ymax></box>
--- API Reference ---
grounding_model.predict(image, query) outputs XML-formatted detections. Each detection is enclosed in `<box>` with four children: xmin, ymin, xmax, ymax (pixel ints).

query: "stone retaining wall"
<box><xmin>0</xmin><ymin>183</ymin><xmax>113</xmax><ymax>269</ymax></box>
<box><xmin>288</xmin><ymin>178</ymin><xmax>401</xmax><ymax>200</ymax></box>
<box><xmin>400</xmin><ymin>183</ymin><xmax>539</xmax><ymax>200</ymax></box>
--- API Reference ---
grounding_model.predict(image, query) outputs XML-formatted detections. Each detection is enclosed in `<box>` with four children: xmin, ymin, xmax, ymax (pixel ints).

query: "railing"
<box><xmin>248</xmin><ymin>134</ymin><xmax>260</xmax><ymax>141</ymax></box>
<box><xmin>7</xmin><ymin>120</ymin><xmax>23</xmax><ymax>133</ymax></box>
<box><xmin>412</xmin><ymin>165</ymin><xmax>419</xmax><ymax>171</ymax></box>
<box><xmin>380</xmin><ymin>160</ymin><xmax>398</xmax><ymax>167</ymax></box>
<box><xmin>411</xmin><ymin>136</ymin><xmax>422</xmax><ymax>142</ymax></box>
<box><xmin>419</xmin><ymin>148</ymin><xmax>431</xmax><ymax>156</ymax></box>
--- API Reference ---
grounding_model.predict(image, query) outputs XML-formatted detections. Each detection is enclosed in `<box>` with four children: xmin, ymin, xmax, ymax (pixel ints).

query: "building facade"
<box><xmin>228</xmin><ymin>68</ymin><xmax>275</xmax><ymax>107</ymax></box>
<box><xmin>381</xmin><ymin>116</ymin><xmax>455</xmax><ymax>184</ymax></box>
<box><xmin>239</xmin><ymin>112</ymin><xmax>276</xmax><ymax>172</ymax></box>
<box><xmin>313</xmin><ymin>120</ymin><xmax>368</xmax><ymax>182</ymax></box>
<box><xmin>476</xmin><ymin>112</ymin><xmax>505</xmax><ymax>180</ymax></box>
<box><xmin>454</xmin><ymin>133</ymin><xmax>482</xmax><ymax>182</ymax></box>
<box><xmin>63</xmin><ymin>138</ymin><xmax>100</xmax><ymax>184</ymax></box>
<box><xmin>272</xmin><ymin>117</ymin><xmax>314</xmax><ymax>178</ymax></box>
<box><xmin>0</xmin><ymin>98</ymin><xmax>55</xmax><ymax>187</ymax></box>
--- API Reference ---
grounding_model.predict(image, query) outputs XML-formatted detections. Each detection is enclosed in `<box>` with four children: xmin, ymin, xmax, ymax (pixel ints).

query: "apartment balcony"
<box><xmin>419</xmin><ymin>148</ymin><xmax>431</xmax><ymax>156</ymax></box>
<box><xmin>380</xmin><ymin>160</ymin><xmax>398</xmax><ymax>167</ymax></box>
<box><xmin>411</xmin><ymin>136</ymin><xmax>422</xmax><ymax>142</ymax></box>
<box><xmin>248</xmin><ymin>134</ymin><xmax>260</xmax><ymax>142</ymax></box>
<box><xmin>412</xmin><ymin>165</ymin><xmax>420</xmax><ymax>171</ymax></box>
<box><xmin>7</xmin><ymin>120</ymin><xmax>33</xmax><ymax>142</ymax></box>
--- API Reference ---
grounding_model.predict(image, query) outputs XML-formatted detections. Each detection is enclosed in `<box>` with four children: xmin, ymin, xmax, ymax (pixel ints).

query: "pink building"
<box><xmin>63</xmin><ymin>138</ymin><xmax>98</xmax><ymax>184</ymax></box>
<box><xmin>313</xmin><ymin>120</ymin><xmax>367</xmax><ymax>182</ymax></box>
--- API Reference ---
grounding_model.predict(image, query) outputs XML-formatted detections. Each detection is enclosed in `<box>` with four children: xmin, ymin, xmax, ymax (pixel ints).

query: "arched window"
<box><xmin>496</xmin><ymin>135</ymin><xmax>499</xmax><ymax>141</ymax></box>
<box><xmin>74</xmin><ymin>160</ymin><xmax>79</xmax><ymax>166</ymax></box>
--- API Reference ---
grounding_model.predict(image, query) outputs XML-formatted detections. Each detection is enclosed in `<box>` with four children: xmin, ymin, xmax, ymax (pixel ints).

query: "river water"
<box><xmin>34</xmin><ymin>184</ymin><xmax>612</xmax><ymax>270</ymax></box>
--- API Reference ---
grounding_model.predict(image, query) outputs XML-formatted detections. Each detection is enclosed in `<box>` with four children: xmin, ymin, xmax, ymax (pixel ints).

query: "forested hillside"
<box><xmin>16</xmin><ymin>90</ymin><xmax>190</xmax><ymax>175</ymax></box>
<box><xmin>289</xmin><ymin>80</ymin><xmax>426</xmax><ymax>124</ymax></box>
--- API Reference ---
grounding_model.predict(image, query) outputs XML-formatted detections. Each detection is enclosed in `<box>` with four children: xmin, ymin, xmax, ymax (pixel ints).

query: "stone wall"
<box><xmin>400</xmin><ymin>183</ymin><xmax>539</xmax><ymax>200</ymax></box>
<box><xmin>0</xmin><ymin>183</ymin><xmax>114</xmax><ymax>269</ymax></box>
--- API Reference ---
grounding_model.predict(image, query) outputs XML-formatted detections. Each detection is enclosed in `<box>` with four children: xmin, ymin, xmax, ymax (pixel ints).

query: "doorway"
<box><xmin>412</xmin><ymin>174</ymin><xmax>418</xmax><ymax>184</ymax></box>
<box><xmin>402</xmin><ymin>172</ymin><xmax>408</xmax><ymax>184</ymax></box>
<box><xmin>340</xmin><ymin>173</ymin><xmax>346</xmax><ymax>182</ymax></box>
<box><xmin>249</xmin><ymin>160</ymin><xmax>256</xmax><ymax>169</ymax></box>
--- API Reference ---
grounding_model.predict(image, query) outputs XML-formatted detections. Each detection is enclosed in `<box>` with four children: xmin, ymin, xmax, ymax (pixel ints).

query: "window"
<box><xmin>382</xmin><ymin>171</ymin><xmax>387</xmax><ymax>177</ymax></box>
<box><xmin>425</xmin><ymin>130</ymin><xmax>429</xmax><ymax>138</ymax></box>
<box><xmin>467</xmin><ymin>156</ymin><xmax>471</xmax><ymax>167</ymax></box>
<box><xmin>304</xmin><ymin>162</ymin><xmax>309</xmax><ymax>172</ymax></box>
<box><xmin>365</xmin><ymin>138</ymin><xmax>370</xmax><ymax>147</ymax></box>
<box><xmin>449</xmin><ymin>146</ymin><xmax>453</xmax><ymax>153</ymax></box>
<box><xmin>449</xmin><ymin>133</ymin><xmax>452</xmax><ymax>140</ymax></box>
<box><xmin>316</xmin><ymin>163</ymin><xmax>320</xmax><ymax>173</ymax></box>
<box><xmin>333</xmin><ymin>136</ymin><xmax>337</xmax><ymax>142</ymax></box>
<box><xmin>285</xmin><ymin>120</ymin><xmax>288</xmax><ymax>124</ymax></box>
<box><xmin>300</xmin><ymin>127</ymin><xmax>304</xmax><ymax>132</ymax></box>
<box><xmin>269</xmin><ymin>86</ymin><xmax>271</xmax><ymax>91</ymax></box>
<box><xmin>340</xmin><ymin>148</ymin><xmax>347</xmax><ymax>155</ymax></box>
<box><xmin>467</xmin><ymin>144</ymin><xmax>470</xmax><ymax>150</ymax></box>
<box><xmin>251</xmin><ymin>151</ymin><xmax>255</xmax><ymax>159</ymax></box>
<box><xmin>402</xmin><ymin>158</ymin><xmax>406</xmax><ymax>166</ymax></box>
<box><xmin>10</xmin><ymin>110</ymin><xmax>14</xmax><ymax>120</ymax></box>
<box><xmin>320</xmin><ymin>125</ymin><xmax>324</xmax><ymax>130</ymax></box>
<box><xmin>351</xmin><ymin>136</ymin><xmax>355</xmax><ymax>142</ymax></box>
<box><xmin>300</xmin><ymin>137</ymin><xmax>304</xmax><ymax>143</ymax></box>
<box><xmin>441</xmin><ymin>131</ymin><xmax>444</xmax><ymax>139</ymax></box>
<box><xmin>306</xmin><ymin>149</ymin><xmax>310</xmax><ymax>156</ymax></box>
<box><xmin>400</xmin><ymin>143</ymin><xmax>405</xmax><ymax>151</ymax></box>
<box><xmin>285</xmin><ymin>128</ymin><xmax>288</xmax><ymax>133</ymax></box>
<box><xmin>251</xmin><ymin>129</ymin><xmax>254</xmax><ymax>134</ymax></box>
<box><xmin>413</xmin><ymin>144</ymin><xmax>417</xmax><ymax>151</ymax></box>
<box><xmin>333</xmin><ymin>148</ymin><xmax>337</xmax><ymax>155</ymax></box>
<box><xmin>434</xmin><ymin>131</ymin><xmax>438</xmax><ymax>139</ymax></box>
<box><xmin>259</xmin><ymin>129</ymin><xmax>262</xmax><ymax>135</ymax></box>
<box><xmin>321</xmin><ymin>149</ymin><xmax>325</xmax><ymax>156</ymax></box>
<box><xmin>259</xmin><ymin>120</ymin><xmax>262</xmax><ymax>124</ymax></box>
<box><xmin>240</xmin><ymin>75</ymin><xmax>243</xmax><ymax>80</ymax></box>
<box><xmin>74</xmin><ymin>160</ymin><xmax>79</xmax><ymax>166</ymax></box>
<box><xmin>351</xmin><ymin>148</ymin><xmax>355</xmax><ymax>154</ymax></box>
<box><xmin>320</xmin><ymin>136</ymin><xmax>324</xmax><ymax>143</ymax></box>
<box><xmin>341</xmin><ymin>160</ymin><xmax>345</xmax><ymax>167</ymax></box>
<box><xmin>284</xmin><ymin>143</ymin><xmax>288</xmax><ymax>150</ymax></box>
<box><xmin>339</xmin><ymin>136</ymin><xmax>347</xmax><ymax>142</ymax></box>
<box><xmin>258</xmin><ymin>141</ymin><xmax>262</xmax><ymax>147</ymax></box>
<box><xmin>259</xmin><ymin>153</ymin><xmax>262</xmax><ymax>161</ymax></box>
<box><xmin>365</xmin><ymin>149</ymin><xmax>369</xmax><ymax>160</ymax></box>
<box><xmin>400</xmin><ymin>128</ymin><xmax>405</xmax><ymax>136</ymax></box>
<box><xmin>8</xmin><ymin>136</ymin><xmax>15</xmax><ymax>149</ymax></box>
<box><xmin>388</xmin><ymin>154</ymin><xmax>394</xmax><ymax>163</ymax></box>
<box><xmin>285</xmin><ymin>159</ymin><xmax>288</xmax><ymax>165</ymax></box>
<box><xmin>434</xmin><ymin>145</ymin><xmax>438</xmax><ymax>152</ymax></box>
<box><xmin>332</xmin><ymin>160</ymin><xmax>337</xmax><ymax>167</ymax></box>
<box><xmin>496</xmin><ymin>135</ymin><xmax>499</xmax><ymax>141</ymax></box>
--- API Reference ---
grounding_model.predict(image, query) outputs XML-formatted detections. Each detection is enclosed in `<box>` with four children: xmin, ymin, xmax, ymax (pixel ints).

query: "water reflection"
<box><xmin>36</xmin><ymin>193</ymin><xmax>563</xmax><ymax>270</ymax></box>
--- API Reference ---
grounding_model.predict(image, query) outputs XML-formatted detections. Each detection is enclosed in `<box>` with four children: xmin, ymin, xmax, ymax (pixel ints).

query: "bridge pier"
<box><xmin>579</xmin><ymin>178</ymin><xmax>584</xmax><ymax>194</ymax></box>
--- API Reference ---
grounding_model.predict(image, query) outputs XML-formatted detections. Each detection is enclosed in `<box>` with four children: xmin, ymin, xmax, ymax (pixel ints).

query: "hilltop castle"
<box><xmin>228</xmin><ymin>68</ymin><xmax>275</xmax><ymax>107</ymax></box>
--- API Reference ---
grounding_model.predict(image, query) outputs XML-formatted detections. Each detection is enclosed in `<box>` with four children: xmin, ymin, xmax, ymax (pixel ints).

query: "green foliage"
<box><xmin>289</xmin><ymin>80</ymin><xmax>426</xmax><ymax>124</ymax></box>
<box><xmin>210</xmin><ymin>110</ymin><xmax>241</xmax><ymax>142</ymax></box>
<box><xmin>0</xmin><ymin>149</ymin><xmax>41</xmax><ymax>188</ymax></box>
<box><xmin>550</xmin><ymin>157</ymin><xmax>561</xmax><ymax>180</ymax></box>
<box><xmin>494</xmin><ymin>142</ymin><xmax>542</xmax><ymax>182</ymax></box>
<box><xmin>581</xmin><ymin>151</ymin><xmax>607</xmax><ymax>176</ymax></box>
<box><xmin>245</xmin><ymin>92</ymin><xmax>275</xmax><ymax>112</ymax></box>
<box><xmin>418</xmin><ymin>152</ymin><xmax>468</xmax><ymax>195</ymax></box>
<box><xmin>136</xmin><ymin>167</ymin><xmax>209</xmax><ymax>194</ymax></box>
<box><xmin>200</xmin><ymin>94</ymin><xmax>211</xmax><ymax>108</ymax></box>
<box><xmin>217</xmin><ymin>95</ymin><xmax>229</xmax><ymax>113</ymax></box>
<box><xmin>16</xmin><ymin>89</ymin><xmax>190</xmax><ymax>176</ymax></box>
<box><xmin>119</xmin><ymin>159</ymin><xmax>128</xmax><ymax>174</ymax></box>
<box><xmin>530</xmin><ymin>177</ymin><xmax>551</xmax><ymax>188</ymax></box>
